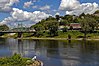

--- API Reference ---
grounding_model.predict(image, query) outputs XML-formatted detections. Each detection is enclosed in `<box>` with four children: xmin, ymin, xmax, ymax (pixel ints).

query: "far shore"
<box><xmin>17</xmin><ymin>37</ymin><xmax>99</xmax><ymax>41</ymax></box>
<box><xmin>1</xmin><ymin>36</ymin><xmax>99</xmax><ymax>41</ymax></box>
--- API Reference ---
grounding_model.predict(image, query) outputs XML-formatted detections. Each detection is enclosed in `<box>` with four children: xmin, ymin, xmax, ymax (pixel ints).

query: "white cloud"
<box><xmin>23</xmin><ymin>1</ymin><xmax>33</xmax><ymax>8</ymax></box>
<box><xmin>0</xmin><ymin>0</ymin><xmax>19</xmax><ymax>12</ymax></box>
<box><xmin>55</xmin><ymin>12</ymin><xmax>60</xmax><ymax>15</ymax></box>
<box><xmin>32</xmin><ymin>5</ymin><xmax>38</xmax><ymax>9</ymax></box>
<box><xmin>32</xmin><ymin>0</ymin><xmax>40</xmax><ymax>2</ymax></box>
<box><xmin>39</xmin><ymin>5</ymin><xmax>50</xmax><ymax>10</ymax></box>
<box><xmin>59</xmin><ymin>0</ymin><xmax>80</xmax><ymax>11</ymax></box>
<box><xmin>59</xmin><ymin>0</ymin><xmax>99</xmax><ymax>15</ymax></box>
<box><xmin>53</xmin><ymin>10</ymin><xmax>57</xmax><ymax>12</ymax></box>
<box><xmin>32</xmin><ymin>5</ymin><xmax>51</xmax><ymax>13</ymax></box>
<box><xmin>0</xmin><ymin>8</ymin><xmax>51</xmax><ymax>27</ymax></box>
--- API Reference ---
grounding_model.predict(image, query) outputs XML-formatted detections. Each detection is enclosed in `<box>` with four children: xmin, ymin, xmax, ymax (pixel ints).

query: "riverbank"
<box><xmin>1</xmin><ymin>31</ymin><xmax>99</xmax><ymax>41</ymax></box>
<box><xmin>17</xmin><ymin>37</ymin><xmax>99</xmax><ymax>41</ymax></box>
<box><xmin>0</xmin><ymin>54</ymin><xmax>43</xmax><ymax>66</ymax></box>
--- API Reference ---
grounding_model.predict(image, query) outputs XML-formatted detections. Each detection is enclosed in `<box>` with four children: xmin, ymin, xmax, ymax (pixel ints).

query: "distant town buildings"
<box><xmin>59</xmin><ymin>23</ymin><xmax>81</xmax><ymax>30</ymax></box>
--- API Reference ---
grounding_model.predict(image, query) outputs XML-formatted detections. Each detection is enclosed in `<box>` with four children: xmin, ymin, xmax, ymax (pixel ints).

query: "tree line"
<box><xmin>30</xmin><ymin>10</ymin><xmax>99</xmax><ymax>38</ymax></box>
<box><xmin>0</xmin><ymin>10</ymin><xmax>99</xmax><ymax>38</ymax></box>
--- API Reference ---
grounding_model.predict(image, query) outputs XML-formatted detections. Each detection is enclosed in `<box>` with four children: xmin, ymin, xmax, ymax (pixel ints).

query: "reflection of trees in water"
<box><xmin>17</xmin><ymin>39</ymin><xmax>36</xmax><ymax>56</ymax></box>
<box><xmin>0</xmin><ymin>38</ymin><xmax>6</xmax><ymax>45</ymax></box>
<box><xmin>35</xmin><ymin>40</ymin><xmax>45</xmax><ymax>49</ymax></box>
<box><xmin>8</xmin><ymin>39</ymin><xmax>36</xmax><ymax>57</ymax></box>
<box><xmin>34</xmin><ymin>40</ymin><xmax>47</xmax><ymax>56</ymax></box>
<box><xmin>46</xmin><ymin>40</ymin><xmax>59</xmax><ymax>58</ymax></box>
<box><xmin>78</xmin><ymin>40</ymin><xmax>99</xmax><ymax>65</ymax></box>
<box><xmin>18</xmin><ymin>39</ymin><xmax>24</xmax><ymax>56</ymax></box>
<box><xmin>68</xmin><ymin>40</ymin><xmax>74</xmax><ymax>48</ymax></box>
<box><xmin>80</xmin><ymin>40</ymin><xmax>99</xmax><ymax>53</ymax></box>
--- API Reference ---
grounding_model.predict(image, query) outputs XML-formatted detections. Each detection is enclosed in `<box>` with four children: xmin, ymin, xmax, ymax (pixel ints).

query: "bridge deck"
<box><xmin>0</xmin><ymin>31</ymin><xmax>36</xmax><ymax>33</ymax></box>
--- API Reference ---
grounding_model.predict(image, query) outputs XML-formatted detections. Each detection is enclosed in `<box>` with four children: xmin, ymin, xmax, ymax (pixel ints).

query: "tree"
<box><xmin>85</xmin><ymin>14</ymin><xmax>98</xmax><ymax>31</ymax></box>
<box><xmin>88</xmin><ymin>18</ymin><xmax>97</xmax><ymax>32</ymax></box>
<box><xmin>33</xmin><ymin>24</ymin><xmax>45</xmax><ymax>37</ymax></box>
<box><xmin>94</xmin><ymin>10</ymin><xmax>99</xmax><ymax>14</ymax></box>
<box><xmin>46</xmin><ymin>16</ymin><xmax>56</xmax><ymax>21</ymax></box>
<box><xmin>69</xmin><ymin>26</ymin><xmax>73</xmax><ymax>30</ymax></box>
<box><xmin>55</xmin><ymin>15</ymin><xmax>60</xmax><ymax>21</ymax></box>
<box><xmin>78</xmin><ymin>17</ymin><xmax>91</xmax><ymax>39</ymax></box>
<box><xmin>44</xmin><ymin>20</ymin><xmax>59</xmax><ymax>36</ymax></box>
<box><xmin>59</xmin><ymin>19</ymin><xmax>68</xmax><ymax>26</ymax></box>
<box><xmin>0</xmin><ymin>25</ymin><xmax>9</xmax><ymax>31</ymax></box>
<box><xmin>62</xmin><ymin>15</ymin><xmax>74</xmax><ymax>23</ymax></box>
<box><xmin>90</xmin><ymin>14</ymin><xmax>99</xmax><ymax>30</ymax></box>
<box><xmin>62</xmin><ymin>27</ymin><xmax>68</xmax><ymax>32</ymax></box>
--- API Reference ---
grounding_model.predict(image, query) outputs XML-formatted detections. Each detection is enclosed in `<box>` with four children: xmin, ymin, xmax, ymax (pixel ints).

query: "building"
<box><xmin>59</xmin><ymin>23</ymin><xmax>81</xmax><ymax>31</ymax></box>
<box><xmin>69</xmin><ymin>23</ymin><xmax>81</xmax><ymax>30</ymax></box>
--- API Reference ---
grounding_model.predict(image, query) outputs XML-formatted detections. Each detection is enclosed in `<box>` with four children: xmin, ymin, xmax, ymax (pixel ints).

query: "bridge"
<box><xmin>0</xmin><ymin>23</ymin><xmax>36</xmax><ymax>38</ymax></box>
<box><xmin>0</xmin><ymin>31</ymin><xmax>35</xmax><ymax>33</ymax></box>
<box><xmin>0</xmin><ymin>31</ymin><xmax>36</xmax><ymax>38</ymax></box>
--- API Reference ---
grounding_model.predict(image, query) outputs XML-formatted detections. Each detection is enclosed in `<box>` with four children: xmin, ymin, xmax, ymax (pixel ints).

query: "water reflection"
<box><xmin>0</xmin><ymin>38</ymin><xmax>99</xmax><ymax>66</ymax></box>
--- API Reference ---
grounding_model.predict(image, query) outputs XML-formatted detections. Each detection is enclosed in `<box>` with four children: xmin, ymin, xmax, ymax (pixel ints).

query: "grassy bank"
<box><xmin>0</xmin><ymin>54</ymin><xmax>30</xmax><ymax>66</ymax></box>
<box><xmin>1</xmin><ymin>31</ymin><xmax>99</xmax><ymax>40</ymax></box>
<box><xmin>0</xmin><ymin>54</ymin><xmax>42</xmax><ymax>66</ymax></box>
<box><xmin>22</xmin><ymin>31</ymin><xmax>99</xmax><ymax>39</ymax></box>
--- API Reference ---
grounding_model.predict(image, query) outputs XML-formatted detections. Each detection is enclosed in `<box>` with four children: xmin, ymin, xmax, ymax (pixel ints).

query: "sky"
<box><xmin>0</xmin><ymin>0</ymin><xmax>99</xmax><ymax>28</ymax></box>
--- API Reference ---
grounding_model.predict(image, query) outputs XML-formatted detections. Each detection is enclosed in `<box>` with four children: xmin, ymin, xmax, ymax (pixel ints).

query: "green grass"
<box><xmin>1</xmin><ymin>30</ymin><xmax>99</xmax><ymax>39</ymax></box>
<box><xmin>0</xmin><ymin>53</ymin><xmax>30</xmax><ymax>66</ymax></box>
<box><xmin>55</xmin><ymin>31</ymin><xmax>84</xmax><ymax>38</ymax></box>
<box><xmin>40</xmin><ymin>30</ymin><xmax>99</xmax><ymax>39</ymax></box>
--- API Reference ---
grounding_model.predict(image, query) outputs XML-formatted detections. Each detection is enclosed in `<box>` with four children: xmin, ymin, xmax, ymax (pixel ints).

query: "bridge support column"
<box><xmin>17</xmin><ymin>32</ymin><xmax>23</xmax><ymax>38</ymax></box>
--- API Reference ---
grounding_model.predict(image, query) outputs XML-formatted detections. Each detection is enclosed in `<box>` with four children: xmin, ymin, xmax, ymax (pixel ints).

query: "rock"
<box><xmin>26</xmin><ymin>60</ymin><xmax>43</xmax><ymax>66</ymax></box>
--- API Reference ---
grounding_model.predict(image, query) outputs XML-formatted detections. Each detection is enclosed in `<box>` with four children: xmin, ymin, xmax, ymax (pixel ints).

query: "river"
<box><xmin>0</xmin><ymin>38</ymin><xmax>99</xmax><ymax>66</ymax></box>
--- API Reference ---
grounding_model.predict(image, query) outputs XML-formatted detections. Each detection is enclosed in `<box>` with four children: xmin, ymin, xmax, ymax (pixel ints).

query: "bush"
<box><xmin>62</xmin><ymin>27</ymin><xmax>68</xmax><ymax>32</ymax></box>
<box><xmin>0</xmin><ymin>53</ymin><xmax>30</xmax><ymax>66</ymax></box>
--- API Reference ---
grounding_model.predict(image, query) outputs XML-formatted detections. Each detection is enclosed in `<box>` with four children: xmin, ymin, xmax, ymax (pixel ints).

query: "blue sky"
<box><xmin>0</xmin><ymin>0</ymin><xmax>99</xmax><ymax>27</ymax></box>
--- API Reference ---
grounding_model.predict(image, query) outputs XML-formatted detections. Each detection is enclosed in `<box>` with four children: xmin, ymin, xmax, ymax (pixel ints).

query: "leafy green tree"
<box><xmin>62</xmin><ymin>15</ymin><xmax>74</xmax><ymax>23</ymax></box>
<box><xmin>0</xmin><ymin>25</ymin><xmax>9</xmax><ymax>31</ymax></box>
<box><xmin>59</xmin><ymin>19</ymin><xmax>68</xmax><ymax>26</ymax></box>
<box><xmin>46</xmin><ymin>16</ymin><xmax>56</xmax><ymax>21</ymax></box>
<box><xmin>55</xmin><ymin>15</ymin><xmax>60</xmax><ymax>21</ymax></box>
<box><xmin>70</xmin><ymin>26</ymin><xmax>73</xmax><ymax>30</ymax></box>
<box><xmin>73</xmin><ymin>17</ymin><xmax>80</xmax><ymax>23</ymax></box>
<box><xmin>62</xmin><ymin>27</ymin><xmax>68</xmax><ymax>32</ymax></box>
<box><xmin>88</xmin><ymin>18</ymin><xmax>97</xmax><ymax>31</ymax></box>
<box><xmin>94</xmin><ymin>10</ymin><xmax>99</xmax><ymax>14</ymax></box>
<box><xmin>33</xmin><ymin>24</ymin><xmax>45</xmax><ymax>37</ymax></box>
<box><xmin>85</xmin><ymin>14</ymin><xmax>98</xmax><ymax>31</ymax></box>
<box><xmin>78</xmin><ymin>17</ymin><xmax>91</xmax><ymax>38</ymax></box>
<box><xmin>89</xmin><ymin>14</ymin><xmax>99</xmax><ymax>30</ymax></box>
<box><xmin>44</xmin><ymin>20</ymin><xmax>59</xmax><ymax>36</ymax></box>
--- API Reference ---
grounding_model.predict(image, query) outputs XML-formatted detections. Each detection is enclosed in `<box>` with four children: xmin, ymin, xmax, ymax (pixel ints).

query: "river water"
<box><xmin>0</xmin><ymin>38</ymin><xmax>99</xmax><ymax>66</ymax></box>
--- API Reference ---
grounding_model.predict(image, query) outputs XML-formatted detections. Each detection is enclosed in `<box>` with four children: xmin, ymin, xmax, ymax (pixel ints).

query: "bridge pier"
<box><xmin>17</xmin><ymin>32</ymin><xmax>23</xmax><ymax>38</ymax></box>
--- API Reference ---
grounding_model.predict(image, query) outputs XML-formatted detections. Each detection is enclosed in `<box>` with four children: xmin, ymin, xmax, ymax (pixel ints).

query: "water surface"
<box><xmin>0</xmin><ymin>38</ymin><xmax>99</xmax><ymax>66</ymax></box>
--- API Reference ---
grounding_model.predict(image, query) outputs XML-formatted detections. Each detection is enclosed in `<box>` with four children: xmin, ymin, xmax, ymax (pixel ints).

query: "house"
<box><xmin>58</xmin><ymin>23</ymin><xmax>81</xmax><ymax>31</ymax></box>
<box><xmin>69</xmin><ymin>23</ymin><xmax>81</xmax><ymax>30</ymax></box>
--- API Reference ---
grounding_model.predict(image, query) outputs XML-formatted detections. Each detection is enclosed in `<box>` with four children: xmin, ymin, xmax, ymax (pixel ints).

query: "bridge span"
<box><xmin>0</xmin><ymin>31</ymin><xmax>36</xmax><ymax>38</ymax></box>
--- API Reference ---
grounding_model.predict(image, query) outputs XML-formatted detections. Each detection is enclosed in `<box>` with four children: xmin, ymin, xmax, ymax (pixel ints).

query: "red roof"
<box><xmin>70</xmin><ymin>23</ymin><xmax>81</xmax><ymax>28</ymax></box>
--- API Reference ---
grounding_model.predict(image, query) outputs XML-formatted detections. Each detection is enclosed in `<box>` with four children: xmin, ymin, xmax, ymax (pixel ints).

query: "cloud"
<box><xmin>55</xmin><ymin>12</ymin><xmax>60</xmax><ymax>15</ymax></box>
<box><xmin>39</xmin><ymin>5</ymin><xmax>50</xmax><ymax>10</ymax></box>
<box><xmin>59</xmin><ymin>0</ymin><xmax>80</xmax><ymax>11</ymax></box>
<box><xmin>23</xmin><ymin>1</ymin><xmax>33</xmax><ymax>8</ymax></box>
<box><xmin>0</xmin><ymin>0</ymin><xmax>19</xmax><ymax>12</ymax></box>
<box><xmin>31</xmin><ymin>0</ymin><xmax>40</xmax><ymax>2</ymax></box>
<box><xmin>0</xmin><ymin>8</ymin><xmax>51</xmax><ymax>27</ymax></box>
<box><xmin>32</xmin><ymin>5</ymin><xmax>50</xmax><ymax>11</ymax></box>
<box><xmin>59</xmin><ymin>0</ymin><xmax>99</xmax><ymax>15</ymax></box>
<box><xmin>32</xmin><ymin>5</ymin><xmax>38</xmax><ymax>9</ymax></box>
